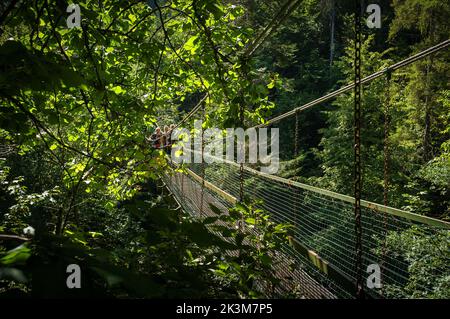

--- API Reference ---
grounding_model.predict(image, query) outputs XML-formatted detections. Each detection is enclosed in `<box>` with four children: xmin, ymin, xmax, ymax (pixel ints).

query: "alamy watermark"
<box><xmin>367</xmin><ymin>263</ymin><xmax>382</xmax><ymax>289</ymax></box>
<box><xmin>170</xmin><ymin>120</ymin><xmax>279</xmax><ymax>174</ymax></box>
<box><xmin>66</xmin><ymin>4</ymin><xmax>81</xmax><ymax>29</ymax></box>
<box><xmin>66</xmin><ymin>264</ymin><xmax>81</xmax><ymax>288</ymax></box>
<box><xmin>366</xmin><ymin>4</ymin><xmax>381</xmax><ymax>29</ymax></box>
<box><xmin>63</xmin><ymin>3</ymin><xmax>381</xmax><ymax>31</ymax></box>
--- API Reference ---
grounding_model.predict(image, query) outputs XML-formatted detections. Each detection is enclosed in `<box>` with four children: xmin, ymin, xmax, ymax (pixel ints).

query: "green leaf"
<box><xmin>208</xmin><ymin>203</ymin><xmax>224</xmax><ymax>215</ymax></box>
<box><xmin>260</xmin><ymin>254</ymin><xmax>272</xmax><ymax>266</ymax></box>
<box><xmin>128</xmin><ymin>13</ymin><xmax>137</xmax><ymax>23</ymax></box>
<box><xmin>206</xmin><ymin>2</ymin><xmax>224</xmax><ymax>19</ymax></box>
<box><xmin>111</xmin><ymin>85</ymin><xmax>126</xmax><ymax>94</ymax></box>
<box><xmin>245</xmin><ymin>217</ymin><xmax>256</xmax><ymax>225</ymax></box>
<box><xmin>0</xmin><ymin>244</ymin><xmax>31</xmax><ymax>266</ymax></box>
<box><xmin>183</xmin><ymin>35</ymin><xmax>199</xmax><ymax>54</ymax></box>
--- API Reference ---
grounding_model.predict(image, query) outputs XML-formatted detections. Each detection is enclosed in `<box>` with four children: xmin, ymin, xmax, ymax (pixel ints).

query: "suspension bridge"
<box><xmin>156</xmin><ymin>37</ymin><xmax>450</xmax><ymax>298</ymax></box>
<box><xmin>147</xmin><ymin>0</ymin><xmax>450</xmax><ymax>298</ymax></box>
<box><xmin>161</xmin><ymin>150</ymin><xmax>449</xmax><ymax>298</ymax></box>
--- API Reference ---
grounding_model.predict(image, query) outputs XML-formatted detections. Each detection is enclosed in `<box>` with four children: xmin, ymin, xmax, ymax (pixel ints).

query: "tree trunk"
<box><xmin>329</xmin><ymin>0</ymin><xmax>335</xmax><ymax>71</ymax></box>
<box><xmin>422</xmin><ymin>57</ymin><xmax>433</xmax><ymax>162</ymax></box>
<box><xmin>56</xmin><ymin>208</ymin><xmax>63</xmax><ymax>235</ymax></box>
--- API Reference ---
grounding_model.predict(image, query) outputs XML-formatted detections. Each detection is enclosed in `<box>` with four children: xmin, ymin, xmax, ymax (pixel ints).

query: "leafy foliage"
<box><xmin>382</xmin><ymin>226</ymin><xmax>450</xmax><ymax>299</ymax></box>
<box><xmin>0</xmin><ymin>0</ymin><xmax>448</xmax><ymax>299</ymax></box>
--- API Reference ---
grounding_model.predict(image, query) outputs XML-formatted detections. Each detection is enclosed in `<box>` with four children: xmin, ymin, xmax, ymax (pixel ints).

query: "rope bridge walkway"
<box><xmin>162</xmin><ymin>168</ymin><xmax>337</xmax><ymax>299</ymax></box>
<box><xmin>154</xmin><ymin>9</ymin><xmax>450</xmax><ymax>296</ymax></box>
<box><xmin>162</xmin><ymin>154</ymin><xmax>450</xmax><ymax>298</ymax></box>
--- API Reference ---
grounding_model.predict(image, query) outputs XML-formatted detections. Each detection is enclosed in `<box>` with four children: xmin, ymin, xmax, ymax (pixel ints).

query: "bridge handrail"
<box><xmin>182</xmin><ymin>150</ymin><xmax>450</xmax><ymax>229</ymax></box>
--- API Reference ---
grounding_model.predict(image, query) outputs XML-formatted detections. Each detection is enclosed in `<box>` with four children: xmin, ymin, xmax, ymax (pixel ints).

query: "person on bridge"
<box><xmin>150</xmin><ymin>127</ymin><xmax>162</xmax><ymax>149</ymax></box>
<box><xmin>164</xmin><ymin>124</ymin><xmax>176</xmax><ymax>154</ymax></box>
<box><xmin>161</xmin><ymin>125</ymin><xmax>169</xmax><ymax>149</ymax></box>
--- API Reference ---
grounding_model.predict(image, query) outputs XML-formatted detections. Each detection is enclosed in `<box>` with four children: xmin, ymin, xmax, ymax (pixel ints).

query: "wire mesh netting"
<box><xmin>163</xmin><ymin>170</ymin><xmax>338</xmax><ymax>299</ymax></box>
<box><xmin>165</xmin><ymin>156</ymin><xmax>449</xmax><ymax>298</ymax></box>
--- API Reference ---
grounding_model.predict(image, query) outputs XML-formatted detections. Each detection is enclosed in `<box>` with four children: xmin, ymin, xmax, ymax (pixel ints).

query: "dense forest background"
<box><xmin>250</xmin><ymin>0</ymin><xmax>449</xmax><ymax>218</ymax></box>
<box><xmin>0</xmin><ymin>0</ymin><xmax>448</xmax><ymax>298</ymax></box>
